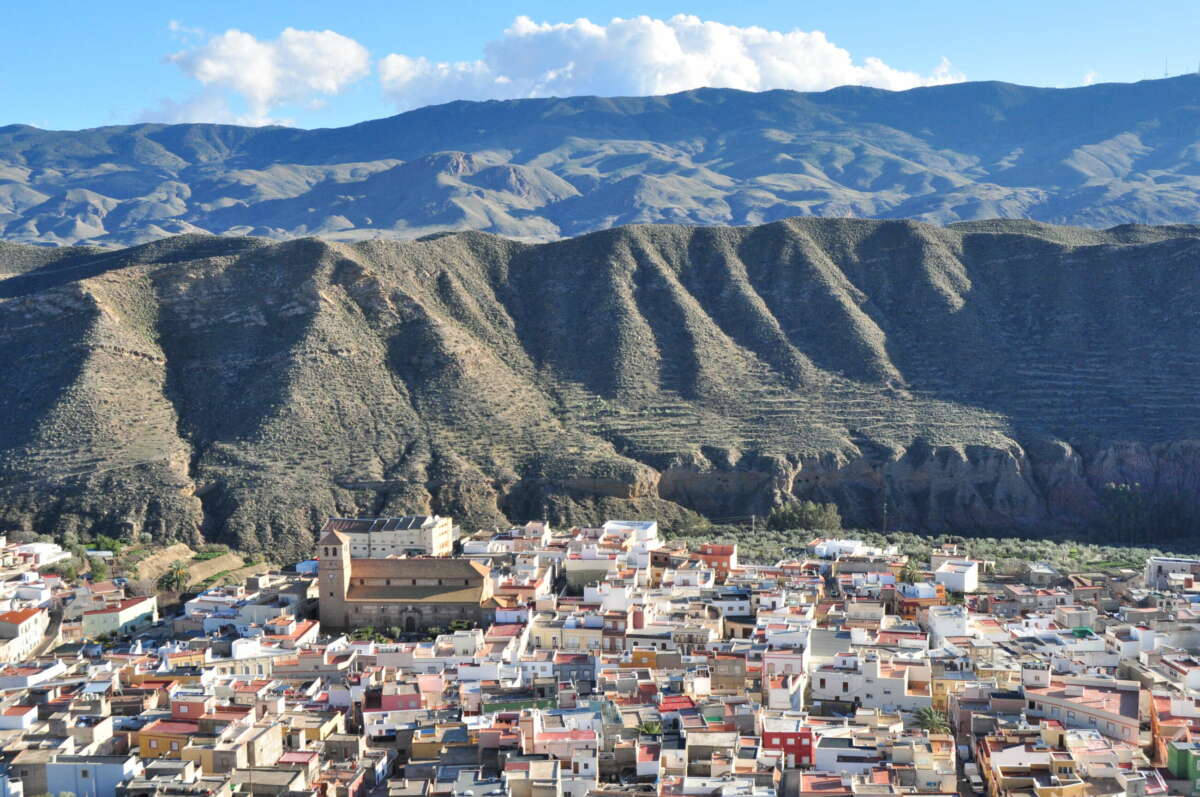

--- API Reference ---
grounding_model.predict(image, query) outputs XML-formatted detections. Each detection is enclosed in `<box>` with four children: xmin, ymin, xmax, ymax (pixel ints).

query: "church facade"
<box><xmin>318</xmin><ymin>529</ymin><xmax>494</xmax><ymax>632</ymax></box>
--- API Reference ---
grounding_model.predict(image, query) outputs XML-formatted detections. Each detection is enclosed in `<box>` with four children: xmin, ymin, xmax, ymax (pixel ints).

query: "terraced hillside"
<box><xmin>3</xmin><ymin>218</ymin><xmax>1200</xmax><ymax>557</ymax></box>
<box><xmin>4</xmin><ymin>76</ymin><xmax>1200</xmax><ymax>247</ymax></box>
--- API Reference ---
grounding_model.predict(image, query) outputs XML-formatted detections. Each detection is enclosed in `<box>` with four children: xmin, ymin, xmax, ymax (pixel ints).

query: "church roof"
<box><xmin>318</xmin><ymin>529</ymin><xmax>348</xmax><ymax>546</ymax></box>
<box><xmin>347</xmin><ymin>558</ymin><xmax>489</xmax><ymax>579</ymax></box>
<box><xmin>322</xmin><ymin>516</ymin><xmax>443</xmax><ymax>534</ymax></box>
<box><xmin>345</xmin><ymin>584</ymin><xmax>485</xmax><ymax>604</ymax></box>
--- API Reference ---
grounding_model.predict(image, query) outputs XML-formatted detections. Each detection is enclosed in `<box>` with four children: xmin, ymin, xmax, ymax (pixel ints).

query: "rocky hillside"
<box><xmin>4</xmin><ymin>76</ymin><xmax>1200</xmax><ymax>246</ymax></box>
<box><xmin>4</xmin><ymin>218</ymin><xmax>1200</xmax><ymax>557</ymax></box>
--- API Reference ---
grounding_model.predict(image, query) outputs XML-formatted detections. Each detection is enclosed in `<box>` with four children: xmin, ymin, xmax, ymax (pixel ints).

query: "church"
<box><xmin>317</xmin><ymin>527</ymin><xmax>494</xmax><ymax>632</ymax></box>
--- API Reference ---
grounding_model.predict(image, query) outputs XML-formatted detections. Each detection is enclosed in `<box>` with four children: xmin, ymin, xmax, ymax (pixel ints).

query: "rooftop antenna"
<box><xmin>1165</xmin><ymin>58</ymin><xmax>1169</xmax><ymax>78</ymax></box>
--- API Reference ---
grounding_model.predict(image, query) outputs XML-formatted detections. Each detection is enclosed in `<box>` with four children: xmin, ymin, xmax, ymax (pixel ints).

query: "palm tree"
<box><xmin>913</xmin><ymin>707</ymin><xmax>950</xmax><ymax>733</ymax></box>
<box><xmin>156</xmin><ymin>560</ymin><xmax>190</xmax><ymax>592</ymax></box>
<box><xmin>900</xmin><ymin>559</ymin><xmax>922</xmax><ymax>584</ymax></box>
<box><xmin>637</xmin><ymin>720</ymin><xmax>662</xmax><ymax>737</ymax></box>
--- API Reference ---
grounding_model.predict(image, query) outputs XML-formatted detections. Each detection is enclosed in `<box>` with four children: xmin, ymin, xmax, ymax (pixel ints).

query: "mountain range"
<box><xmin>4</xmin><ymin>218</ymin><xmax>1200</xmax><ymax>557</ymax></box>
<box><xmin>4</xmin><ymin>76</ymin><xmax>1200</xmax><ymax>247</ymax></box>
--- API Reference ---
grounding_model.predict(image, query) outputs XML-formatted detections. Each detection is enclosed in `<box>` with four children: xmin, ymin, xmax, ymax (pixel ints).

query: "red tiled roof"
<box><xmin>142</xmin><ymin>719</ymin><xmax>199</xmax><ymax>735</ymax></box>
<box><xmin>279</xmin><ymin>751</ymin><xmax>318</xmax><ymax>763</ymax></box>
<box><xmin>486</xmin><ymin>624</ymin><xmax>523</xmax><ymax>638</ymax></box>
<box><xmin>538</xmin><ymin>729</ymin><xmax>595</xmax><ymax>741</ymax></box>
<box><xmin>638</xmin><ymin>743</ymin><xmax>661</xmax><ymax>762</ymax></box>
<box><xmin>83</xmin><ymin>596</ymin><xmax>154</xmax><ymax>616</ymax></box>
<box><xmin>659</xmin><ymin>696</ymin><xmax>695</xmax><ymax>712</ymax></box>
<box><xmin>0</xmin><ymin>608</ymin><xmax>42</xmax><ymax>625</ymax></box>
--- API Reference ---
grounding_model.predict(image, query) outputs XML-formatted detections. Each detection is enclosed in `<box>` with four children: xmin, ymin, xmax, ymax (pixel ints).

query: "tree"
<box><xmin>637</xmin><ymin>720</ymin><xmax>662</xmax><ymax>736</ymax></box>
<box><xmin>156</xmin><ymin>560</ymin><xmax>190</xmax><ymax>592</ymax></box>
<box><xmin>92</xmin><ymin>535</ymin><xmax>124</xmax><ymax>556</ymax></box>
<box><xmin>49</xmin><ymin>563</ymin><xmax>78</xmax><ymax>582</ymax></box>
<box><xmin>1098</xmin><ymin>482</ymin><xmax>1200</xmax><ymax>545</ymax></box>
<box><xmin>913</xmin><ymin>707</ymin><xmax>950</xmax><ymax>733</ymax></box>
<box><xmin>900</xmin><ymin>558</ymin><xmax>922</xmax><ymax>584</ymax></box>
<box><xmin>767</xmin><ymin>501</ymin><xmax>842</xmax><ymax>531</ymax></box>
<box><xmin>90</xmin><ymin>558</ymin><xmax>110</xmax><ymax>581</ymax></box>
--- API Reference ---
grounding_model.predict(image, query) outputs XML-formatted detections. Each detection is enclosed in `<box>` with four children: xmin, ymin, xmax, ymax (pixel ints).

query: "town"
<box><xmin>0</xmin><ymin>517</ymin><xmax>1195</xmax><ymax>797</ymax></box>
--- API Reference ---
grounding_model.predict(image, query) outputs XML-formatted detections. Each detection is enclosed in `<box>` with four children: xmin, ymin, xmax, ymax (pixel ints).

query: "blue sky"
<box><xmin>5</xmin><ymin>0</ymin><xmax>1200</xmax><ymax>130</ymax></box>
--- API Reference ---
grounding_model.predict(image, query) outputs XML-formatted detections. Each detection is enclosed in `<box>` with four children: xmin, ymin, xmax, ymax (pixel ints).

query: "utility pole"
<box><xmin>881</xmin><ymin>473</ymin><xmax>889</xmax><ymax>533</ymax></box>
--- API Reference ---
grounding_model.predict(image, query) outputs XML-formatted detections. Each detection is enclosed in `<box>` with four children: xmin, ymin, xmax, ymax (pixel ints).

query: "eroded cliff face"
<box><xmin>621</xmin><ymin>438</ymin><xmax>1200</xmax><ymax>535</ymax></box>
<box><xmin>3</xmin><ymin>435</ymin><xmax>1194</xmax><ymax>558</ymax></box>
<box><xmin>4</xmin><ymin>218</ymin><xmax>1200</xmax><ymax>557</ymax></box>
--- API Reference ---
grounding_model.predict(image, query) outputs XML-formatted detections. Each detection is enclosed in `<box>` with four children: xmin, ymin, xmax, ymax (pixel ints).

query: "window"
<box><xmin>178</xmin><ymin>704</ymin><xmax>189</xmax><ymax>713</ymax></box>
<box><xmin>819</xmin><ymin>678</ymin><xmax>826</xmax><ymax>689</ymax></box>
<box><xmin>328</xmin><ymin>591</ymin><xmax>334</xmax><ymax>598</ymax></box>
<box><xmin>149</xmin><ymin>739</ymin><xmax>158</xmax><ymax>749</ymax></box>
<box><xmin>81</xmin><ymin>769</ymin><xmax>89</xmax><ymax>778</ymax></box>
<box><xmin>171</xmin><ymin>741</ymin><xmax>179</xmax><ymax>750</ymax></box>
<box><xmin>842</xmin><ymin>682</ymin><xmax>848</xmax><ymax>692</ymax></box>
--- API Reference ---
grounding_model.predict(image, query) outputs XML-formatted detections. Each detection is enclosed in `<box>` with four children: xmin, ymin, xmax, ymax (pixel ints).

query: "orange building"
<box><xmin>690</xmin><ymin>544</ymin><xmax>738</xmax><ymax>582</ymax></box>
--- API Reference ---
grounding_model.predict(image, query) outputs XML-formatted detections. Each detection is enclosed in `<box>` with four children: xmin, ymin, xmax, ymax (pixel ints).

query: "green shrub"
<box><xmin>767</xmin><ymin>501</ymin><xmax>841</xmax><ymax>532</ymax></box>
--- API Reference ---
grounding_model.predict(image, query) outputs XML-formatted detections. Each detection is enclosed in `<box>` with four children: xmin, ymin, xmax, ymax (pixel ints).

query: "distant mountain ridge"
<box><xmin>4</xmin><ymin>218</ymin><xmax>1200</xmax><ymax>557</ymax></box>
<box><xmin>4</xmin><ymin>76</ymin><xmax>1200</xmax><ymax>246</ymax></box>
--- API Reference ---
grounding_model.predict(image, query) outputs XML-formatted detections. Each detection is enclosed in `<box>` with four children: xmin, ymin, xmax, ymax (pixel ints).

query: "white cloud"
<box><xmin>1082</xmin><ymin>70</ymin><xmax>1101</xmax><ymax>86</ymax></box>
<box><xmin>162</xmin><ymin>27</ymin><xmax>370</xmax><ymax>125</ymax></box>
<box><xmin>167</xmin><ymin>20</ymin><xmax>205</xmax><ymax>40</ymax></box>
<box><xmin>380</xmin><ymin>14</ymin><xmax>964</xmax><ymax>110</ymax></box>
<box><xmin>137</xmin><ymin>92</ymin><xmax>295</xmax><ymax>127</ymax></box>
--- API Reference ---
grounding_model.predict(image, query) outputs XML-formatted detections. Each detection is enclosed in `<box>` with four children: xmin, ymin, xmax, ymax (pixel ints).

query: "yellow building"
<box><xmin>183</xmin><ymin>722</ymin><xmax>284</xmax><ymax>774</ymax></box>
<box><xmin>529</xmin><ymin>613</ymin><xmax>564</xmax><ymax>650</ymax></box>
<box><xmin>561</xmin><ymin>621</ymin><xmax>603</xmax><ymax>653</ymax></box>
<box><xmin>931</xmin><ymin>671</ymin><xmax>977</xmax><ymax>712</ymax></box>
<box><xmin>283</xmin><ymin>709</ymin><xmax>343</xmax><ymax>746</ymax></box>
<box><xmin>975</xmin><ymin>662</ymin><xmax>1019</xmax><ymax>690</ymax></box>
<box><xmin>139</xmin><ymin>719</ymin><xmax>198</xmax><ymax>759</ymax></box>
